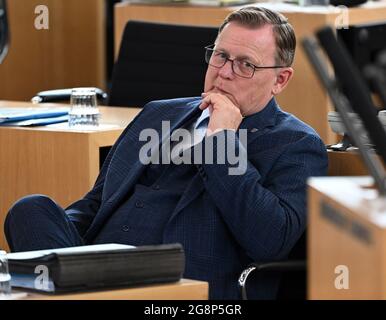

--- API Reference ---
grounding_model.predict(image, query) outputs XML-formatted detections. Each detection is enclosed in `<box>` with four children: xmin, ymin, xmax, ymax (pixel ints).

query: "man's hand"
<box><xmin>199</xmin><ymin>92</ymin><xmax>243</xmax><ymax>135</ymax></box>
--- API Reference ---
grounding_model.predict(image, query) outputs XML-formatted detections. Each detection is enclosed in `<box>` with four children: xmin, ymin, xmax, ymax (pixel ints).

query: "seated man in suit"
<box><xmin>4</xmin><ymin>7</ymin><xmax>328</xmax><ymax>299</ymax></box>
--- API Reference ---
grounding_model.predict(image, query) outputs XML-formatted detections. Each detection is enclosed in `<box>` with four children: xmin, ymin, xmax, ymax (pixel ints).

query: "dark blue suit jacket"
<box><xmin>66</xmin><ymin>97</ymin><xmax>328</xmax><ymax>299</ymax></box>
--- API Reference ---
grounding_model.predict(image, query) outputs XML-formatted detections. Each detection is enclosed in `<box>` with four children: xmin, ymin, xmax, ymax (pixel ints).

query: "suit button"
<box><xmin>135</xmin><ymin>200</ymin><xmax>144</xmax><ymax>208</ymax></box>
<box><xmin>122</xmin><ymin>225</ymin><xmax>130</xmax><ymax>232</ymax></box>
<box><xmin>152</xmin><ymin>185</ymin><xmax>160</xmax><ymax>190</ymax></box>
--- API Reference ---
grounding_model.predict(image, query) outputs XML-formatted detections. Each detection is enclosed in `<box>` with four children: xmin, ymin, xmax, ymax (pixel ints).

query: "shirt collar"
<box><xmin>239</xmin><ymin>97</ymin><xmax>280</xmax><ymax>130</ymax></box>
<box><xmin>194</xmin><ymin>107</ymin><xmax>210</xmax><ymax>129</ymax></box>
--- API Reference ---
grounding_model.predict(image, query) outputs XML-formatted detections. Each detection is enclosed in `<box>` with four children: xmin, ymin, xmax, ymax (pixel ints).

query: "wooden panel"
<box><xmin>114</xmin><ymin>2</ymin><xmax>386</xmax><ymax>144</ymax></box>
<box><xmin>114</xmin><ymin>4</ymin><xmax>229</xmax><ymax>55</ymax></box>
<box><xmin>23</xmin><ymin>279</ymin><xmax>209</xmax><ymax>300</ymax></box>
<box><xmin>327</xmin><ymin>150</ymin><xmax>386</xmax><ymax>176</ymax></box>
<box><xmin>308</xmin><ymin>177</ymin><xmax>386</xmax><ymax>299</ymax></box>
<box><xmin>328</xmin><ymin>150</ymin><xmax>368</xmax><ymax>176</ymax></box>
<box><xmin>280</xmin><ymin>11</ymin><xmax>334</xmax><ymax>144</ymax></box>
<box><xmin>0</xmin><ymin>0</ymin><xmax>106</xmax><ymax>101</ymax></box>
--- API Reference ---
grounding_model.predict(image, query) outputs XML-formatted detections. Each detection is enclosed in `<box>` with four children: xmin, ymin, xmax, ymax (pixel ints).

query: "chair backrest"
<box><xmin>108</xmin><ymin>20</ymin><xmax>219</xmax><ymax>108</ymax></box>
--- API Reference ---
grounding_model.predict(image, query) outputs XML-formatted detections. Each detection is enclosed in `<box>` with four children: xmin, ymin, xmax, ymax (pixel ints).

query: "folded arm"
<box><xmin>196</xmin><ymin>130</ymin><xmax>327</xmax><ymax>261</ymax></box>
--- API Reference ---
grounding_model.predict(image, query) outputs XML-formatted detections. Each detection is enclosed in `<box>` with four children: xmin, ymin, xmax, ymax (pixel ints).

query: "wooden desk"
<box><xmin>327</xmin><ymin>149</ymin><xmax>386</xmax><ymax>176</ymax></box>
<box><xmin>114</xmin><ymin>1</ymin><xmax>386</xmax><ymax>144</ymax></box>
<box><xmin>328</xmin><ymin>149</ymin><xmax>370</xmax><ymax>176</ymax></box>
<box><xmin>21</xmin><ymin>279</ymin><xmax>208</xmax><ymax>300</ymax></box>
<box><xmin>0</xmin><ymin>0</ymin><xmax>106</xmax><ymax>101</ymax></box>
<box><xmin>308</xmin><ymin>177</ymin><xmax>386</xmax><ymax>299</ymax></box>
<box><xmin>0</xmin><ymin>101</ymin><xmax>141</xmax><ymax>250</ymax></box>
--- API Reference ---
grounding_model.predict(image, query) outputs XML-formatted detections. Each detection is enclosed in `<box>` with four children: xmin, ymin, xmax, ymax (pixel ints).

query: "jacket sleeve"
<box><xmin>196</xmin><ymin>129</ymin><xmax>328</xmax><ymax>261</ymax></box>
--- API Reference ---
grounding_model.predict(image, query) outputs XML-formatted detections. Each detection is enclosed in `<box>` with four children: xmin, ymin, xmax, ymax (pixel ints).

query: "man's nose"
<box><xmin>218</xmin><ymin>59</ymin><xmax>234</xmax><ymax>79</ymax></box>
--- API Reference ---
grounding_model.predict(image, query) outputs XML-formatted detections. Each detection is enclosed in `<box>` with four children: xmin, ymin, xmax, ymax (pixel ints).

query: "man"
<box><xmin>4</xmin><ymin>7</ymin><xmax>328</xmax><ymax>299</ymax></box>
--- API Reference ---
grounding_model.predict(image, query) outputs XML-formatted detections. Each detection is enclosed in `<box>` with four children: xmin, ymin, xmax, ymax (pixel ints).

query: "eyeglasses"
<box><xmin>204</xmin><ymin>45</ymin><xmax>288</xmax><ymax>79</ymax></box>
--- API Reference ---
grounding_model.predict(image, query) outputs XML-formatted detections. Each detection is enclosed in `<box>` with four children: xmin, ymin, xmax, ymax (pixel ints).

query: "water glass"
<box><xmin>69</xmin><ymin>87</ymin><xmax>100</xmax><ymax>127</ymax></box>
<box><xmin>0</xmin><ymin>250</ymin><xmax>11</xmax><ymax>296</ymax></box>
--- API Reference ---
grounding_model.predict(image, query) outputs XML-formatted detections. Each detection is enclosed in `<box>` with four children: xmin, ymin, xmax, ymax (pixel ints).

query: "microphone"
<box><xmin>316</xmin><ymin>26</ymin><xmax>386</xmax><ymax>165</ymax></box>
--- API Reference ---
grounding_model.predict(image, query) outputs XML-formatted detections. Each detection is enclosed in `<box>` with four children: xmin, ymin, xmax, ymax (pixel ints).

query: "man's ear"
<box><xmin>271</xmin><ymin>67</ymin><xmax>294</xmax><ymax>95</ymax></box>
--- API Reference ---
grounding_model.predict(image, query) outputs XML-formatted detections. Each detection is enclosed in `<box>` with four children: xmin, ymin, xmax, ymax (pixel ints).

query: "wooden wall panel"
<box><xmin>0</xmin><ymin>0</ymin><xmax>106</xmax><ymax>101</ymax></box>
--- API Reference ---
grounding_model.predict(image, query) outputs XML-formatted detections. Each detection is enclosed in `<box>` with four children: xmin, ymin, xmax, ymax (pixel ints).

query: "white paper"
<box><xmin>7</xmin><ymin>243</ymin><xmax>135</xmax><ymax>260</ymax></box>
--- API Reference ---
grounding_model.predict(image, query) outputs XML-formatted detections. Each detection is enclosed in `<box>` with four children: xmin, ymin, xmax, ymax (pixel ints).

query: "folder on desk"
<box><xmin>0</xmin><ymin>115</ymin><xmax>69</xmax><ymax>127</ymax></box>
<box><xmin>7</xmin><ymin>243</ymin><xmax>185</xmax><ymax>293</ymax></box>
<box><xmin>0</xmin><ymin>107</ymin><xmax>69</xmax><ymax>124</ymax></box>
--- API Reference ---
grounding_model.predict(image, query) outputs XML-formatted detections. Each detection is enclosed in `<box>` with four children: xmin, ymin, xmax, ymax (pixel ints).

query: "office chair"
<box><xmin>238</xmin><ymin>232</ymin><xmax>307</xmax><ymax>300</ymax></box>
<box><xmin>32</xmin><ymin>21</ymin><xmax>219</xmax><ymax>108</ymax></box>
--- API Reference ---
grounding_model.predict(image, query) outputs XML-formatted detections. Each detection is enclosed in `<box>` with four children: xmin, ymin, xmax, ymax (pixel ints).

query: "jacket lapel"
<box><xmin>169</xmin><ymin>174</ymin><xmax>205</xmax><ymax>222</ymax></box>
<box><xmin>238</xmin><ymin>97</ymin><xmax>280</xmax><ymax>146</ymax></box>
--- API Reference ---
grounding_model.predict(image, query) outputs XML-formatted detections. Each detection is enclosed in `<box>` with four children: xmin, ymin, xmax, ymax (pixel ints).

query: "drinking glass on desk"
<box><xmin>69</xmin><ymin>88</ymin><xmax>100</xmax><ymax>127</ymax></box>
<box><xmin>0</xmin><ymin>250</ymin><xmax>11</xmax><ymax>297</ymax></box>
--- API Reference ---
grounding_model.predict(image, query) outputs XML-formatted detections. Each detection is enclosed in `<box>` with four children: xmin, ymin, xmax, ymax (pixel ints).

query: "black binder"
<box><xmin>7</xmin><ymin>243</ymin><xmax>185</xmax><ymax>293</ymax></box>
